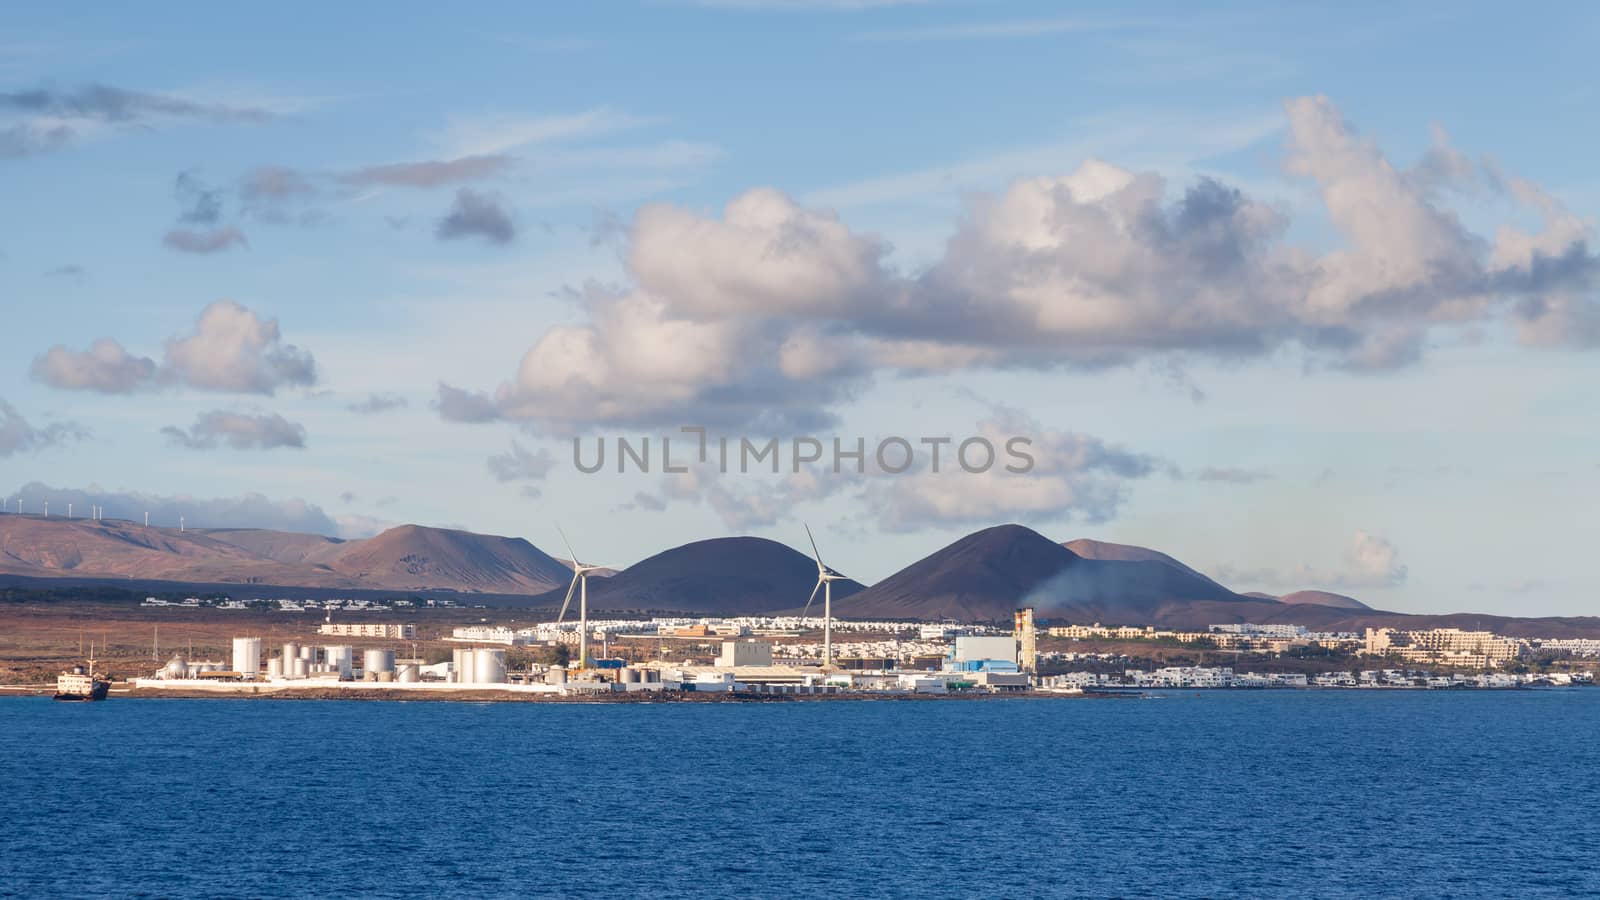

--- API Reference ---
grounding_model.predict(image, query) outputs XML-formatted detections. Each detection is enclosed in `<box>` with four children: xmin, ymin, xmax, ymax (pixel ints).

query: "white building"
<box><xmin>717</xmin><ymin>641</ymin><xmax>774</xmax><ymax>668</ymax></box>
<box><xmin>319</xmin><ymin>622</ymin><xmax>416</xmax><ymax>639</ymax></box>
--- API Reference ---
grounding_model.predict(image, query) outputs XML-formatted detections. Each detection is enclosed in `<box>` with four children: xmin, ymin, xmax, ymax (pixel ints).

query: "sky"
<box><xmin>2</xmin><ymin>0</ymin><xmax>1597</xmax><ymax>617</ymax></box>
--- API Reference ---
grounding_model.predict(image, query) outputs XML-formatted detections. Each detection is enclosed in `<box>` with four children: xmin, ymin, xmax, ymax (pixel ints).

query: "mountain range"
<box><xmin>3</xmin><ymin>513</ymin><xmax>1596</xmax><ymax>636</ymax></box>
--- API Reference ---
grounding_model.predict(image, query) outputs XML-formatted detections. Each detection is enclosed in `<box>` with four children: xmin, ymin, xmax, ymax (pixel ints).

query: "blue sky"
<box><xmin>2</xmin><ymin>0</ymin><xmax>1597</xmax><ymax>617</ymax></box>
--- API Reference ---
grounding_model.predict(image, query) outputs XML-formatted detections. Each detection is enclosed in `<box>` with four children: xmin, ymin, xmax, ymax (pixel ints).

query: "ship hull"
<box><xmin>53</xmin><ymin>682</ymin><xmax>110</xmax><ymax>702</ymax></box>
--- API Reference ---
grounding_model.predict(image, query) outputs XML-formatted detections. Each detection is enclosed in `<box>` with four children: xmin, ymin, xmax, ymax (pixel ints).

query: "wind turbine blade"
<box><xmin>801</xmin><ymin>579</ymin><xmax>822</xmax><ymax>620</ymax></box>
<box><xmin>805</xmin><ymin>523</ymin><xmax>824</xmax><ymax>569</ymax></box>
<box><xmin>556</xmin><ymin>574</ymin><xmax>579</xmax><ymax>624</ymax></box>
<box><xmin>557</xmin><ymin>524</ymin><xmax>581</xmax><ymax>568</ymax></box>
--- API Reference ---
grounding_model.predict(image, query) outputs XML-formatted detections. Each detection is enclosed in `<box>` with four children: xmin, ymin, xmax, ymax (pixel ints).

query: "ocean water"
<box><xmin>2</xmin><ymin>691</ymin><xmax>1598</xmax><ymax>899</ymax></box>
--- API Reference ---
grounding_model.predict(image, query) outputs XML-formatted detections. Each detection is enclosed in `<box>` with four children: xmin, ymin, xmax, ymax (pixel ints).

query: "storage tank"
<box><xmin>324</xmin><ymin>645</ymin><xmax>354</xmax><ymax>679</ymax></box>
<box><xmin>363</xmin><ymin>648</ymin><xmax>395</xmax><ymax>677</ymax></box>
<box><xmin>267</xmin><ymin>657</ymin><xmax>284</xmax><ymax>679</ymax></box>
<box><xmin>299</xmin><ymin>645</ymin><xmax>314</xmax><ymax>662</ymax></box>
<box><xmin>452</xmin><ymin>647</ymin><xmax>471</xmax><ymax>684</ymax></box>
<box><xmin>281</xmin><ymin>642</ymin><xmax>300</xmax><ymax>674</ymax></box>
<box><xmin>397</xmin><ymin>664</ymin><xmax>419</xmax><ymax>683</ymax></box>
<box><xmin>620</xmin><ymin>667</ymin><xmax>641</xmax><ymax>684</ymax></box>
<box><xmin>291</xmin><ymin>657</ymin><xmax>309</xmax><ymax>679</ymax></box>
<box><xmin>474</xmin><ymin>648</ymin><xmax>507</xmax><ymax>685</ymax></box>
<box><xmin>232</xmin><ymin>637</ymin><xmax>263</xmax><ymax>679</ymax></box>
<box><xmin>546</xmin><ymin>667</ymin><xmax>568</xmax><ymax>685</ymax></box>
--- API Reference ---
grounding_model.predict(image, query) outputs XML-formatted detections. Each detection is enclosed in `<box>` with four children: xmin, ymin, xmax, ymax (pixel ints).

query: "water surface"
<box><xmin>3</xmin><ymin>691</ymin><xmax>1597</xmax><ymax>898</ymax></box>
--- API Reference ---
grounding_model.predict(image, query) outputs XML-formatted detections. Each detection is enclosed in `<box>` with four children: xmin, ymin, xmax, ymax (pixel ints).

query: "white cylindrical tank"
<box><xmin>232</xmin><ymin>637</ymin><xmax>262</xmax><ymax>679</ymax></box>
<box><xmin>397</xmin><ymin>664</ymin><xmax>419</xmax><ymax>683</ymax></box>
<box><xmin>452</xmin><ymin>647</ymin><xmax>470</xmax><ymax>683</ymax></box>
<box><xmin>292</xmin><ymin>657</ymin><xmax>309</xmax><ymax>679</ymax></box>
<box><xmin>546</xmin><ymin>667</ymin><xmax>568</xmax><ymax>685</ymax></box>
<box><xmin>474</xmin><ymin>648</ymin><xmax>507</xmax><ymax>685</ymax></box>
<box><xmin>621</xmin><ymin>668</ymin><xmax>641</xmax><ymax>684</ymax></box>
<box><xmin>363</xmin><ymin>648</ymin><xmax>395</xmax><ymax>676</ymax></box>
<box><xmin>282</xmin><ymin>642</ymin><xmax>300</xmax><ymax>673</ymax></box>
<box><xmin>267</xmin><ymin>657</ymin><xmax>284</xmax><ymax>679</ymax></box>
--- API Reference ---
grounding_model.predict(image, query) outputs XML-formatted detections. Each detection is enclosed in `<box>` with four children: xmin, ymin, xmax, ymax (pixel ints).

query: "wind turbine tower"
<box><xmin>554</xmin><ymin>527</ymin><xmax>610</xmax><ymax>670</ymax></box>
<box><xmin>801</xmin><ymin>524</ymin><xmax>850</xmax><ymax>669</ymax></box>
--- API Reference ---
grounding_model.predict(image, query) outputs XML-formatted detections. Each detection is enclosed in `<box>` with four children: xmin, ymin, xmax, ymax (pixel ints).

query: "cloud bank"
<box><xmin>442</xmin><ymin>97</ymin><xmax>1597</xmax><ymax>432</ymax></box>
<box><xmin>8</xmin><ymin>481</ymin><xmax>340</xmax><ymax>534</ymax></box>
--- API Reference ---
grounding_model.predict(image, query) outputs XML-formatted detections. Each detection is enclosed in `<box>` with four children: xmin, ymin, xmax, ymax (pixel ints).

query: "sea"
<box><xmin>2</xmin><ymin>691</ymin><xmax>1597</xmax><ymax>899</ymax></box>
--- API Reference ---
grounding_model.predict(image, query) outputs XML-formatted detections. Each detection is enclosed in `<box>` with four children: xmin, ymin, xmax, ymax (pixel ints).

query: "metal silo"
<box><xmin>474</xmin><ymin>648</ymin><xmax>507</xmax><ymax>684</ymax></box>
<box><xmin>452</xmin><ymin>647</ymin><xmax>470</xmax><ymax>684</ymax></box>
<box><xmin>291</xmin><ymin>657</ymin><xmax>309</xmax><ymax>679</ymax></box>
<box><xmin>363</xmin><ymin>648</ymin><xmax>395</xmax><ymax>677</ymax></box>
<box><xmin>232</xmin><ymin>637</ymin><xmax>262</xmax><ymax>679</ymax></box>
<box><xmin>267</xmin><ymin>657</ymin><xmax>284</xmax><ymax>679</ymax></box>
<box><xmin>397</xmin><ymin>664</ymin><xmax>419</xmax><ymax>683</ymax></box>
<box><xmin>282</xmin><ymin>642</ymin><xmax>300</xmax><ymax>674</ymax></box>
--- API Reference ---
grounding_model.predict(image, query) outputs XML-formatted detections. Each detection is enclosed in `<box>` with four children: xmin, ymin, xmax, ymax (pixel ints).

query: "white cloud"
<box><xmin>162</xmin><ymin>409</ymin><xmax>307</xmax><ymax>451</ymax></box>
<box><xmin>1215</xmin><ymin>529</ymin><xmax>1409</xmax><ymax>592</ymax></box>
<box><xmin>486</xmin><ymin>441</ymin><xmax>554</xmax><ymax>482</ymax></box>
<box><xmin>9</xmin><ymin>481</ymin><xmax>339</xmax><ymax>534</ymax></box>
<box><xmin>35</xmin><ymin>301</ymin><xmax>318</xmax><ymax>396</ymax></box>
<box><xmin>446</xmin><ymin>97</ymin><xmax>1597</xmax><ymax>431</ymax></box>
<box><xmin>163</xmin><ymin>301</ymin><xmax>317</xmax><ymax>393</ymax></box>
<box><xmin>30</xmin><ymin>338</ymin><xmax>157</xmax><ymax>394</ymax></box>
<box><xmin>0</xmin><ymin>399</ymin><xmax>85</xmax><ymax>456</ymax></box>
<box><xmin>435</xmin><ymin>107</ymin><xmax>651</xmax><ymax>159</ymax></box>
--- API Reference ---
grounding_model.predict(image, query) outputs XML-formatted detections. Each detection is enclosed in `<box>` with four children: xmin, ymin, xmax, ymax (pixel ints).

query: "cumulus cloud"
<box><xmin>485</xmin><ymin>441</ymin><xmax>554</xmax><ymax>482</ymax></box>
<box><xmin>867</xmin><ymin>415</ymin><xmax>1160</xmax><ymax>533</ymax></box>
<box><xmin>0</xmin><ymin>83</ymin><xmax>273</xmax><ymax>158</ymax></box>
<box><xmin>162</xmin><ymin>409</ymin><xmax>307</xmax><ymax>450</ymax></box>
<box><xmin>340</xmin><ymin>154</ymin><xmax>514</xmax><ymax>188</ymax></box>
<box><xmin>8</xmin><ymin>481</ymin><xmax>339</xmax><ymax>534</ymax></box>
<box><xmin>629</xmin><ymin>412</ymin><xmax>1160</xmax><ymax>533</ymax></box>
<box><xmin>30</xmin><ymin>338</ymin><xmax>157</xmax><ymax>393</ymax></box>
<box><xmin>445</xmin><ymin>97</ymin><xmax>1598</xmax><ymax>431</ymax></box>
<box><xmin>162</xmin><ymin>300</ymin><xmax>317</xmax><ymax>393</ymax></box>
<box><xmin>346</xmin><ymin>392</ymin><xmax>408</xmax><ymax>414</ymax></box>
<box><xmin>433</xmin><ymin>383</ymin><xmax>501</xmax><ymax>423</ymax></box>
<box><xmin>0</xmin><ymin>400</ymin><xmax>86</xmax><ymax>456</ymax></box>
<box><xmin>163</xmin><ymin>226</ymin><xmax>247</xmax><ymax>254</ymax></box>
<box><xmin>1215</xmin><ymin>529</ymin><xmax>1409</xmax><ymax>592</ymax></box>
<box><xmin>435</xmin><ymin>188</ymin><xmax>515</xmax><ymax>244</ymax></box>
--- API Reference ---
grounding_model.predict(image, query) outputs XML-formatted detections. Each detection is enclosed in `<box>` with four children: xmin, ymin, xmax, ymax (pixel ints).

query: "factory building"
<box><xmin>717</xmin><ymin>641</ymin><xmax>774</xmax><ymax>668</ymax></box>
<box><xmin>318</xmin><ymin>622</ymin><xmax>416</xmax><ymax>639</ymax></box>
<box><xmin>946</xmin><ymin>636</ymin><xmax>1020</xmax><ymax>674</ymax></box>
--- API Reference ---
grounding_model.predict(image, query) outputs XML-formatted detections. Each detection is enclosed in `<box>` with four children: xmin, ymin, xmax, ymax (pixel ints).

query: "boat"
<box><xmin>54</xmin><ymin>650</ymin><xmax>110</xmax><ymax>702</ymax></box>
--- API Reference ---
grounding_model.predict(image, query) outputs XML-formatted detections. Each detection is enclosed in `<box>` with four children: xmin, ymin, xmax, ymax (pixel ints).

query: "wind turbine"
<box><xmin>554</xmin><ymin>527</ymin><xmax>609</xmax><ymax>670</ymax></box>
<box><xmin>800</xmin><ymin>524</ymin><xmax>849</xmax><ymax>669</ymax></box>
